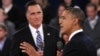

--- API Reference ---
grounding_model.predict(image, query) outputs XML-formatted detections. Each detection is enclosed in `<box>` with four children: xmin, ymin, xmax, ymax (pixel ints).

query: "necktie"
<box><xmin>36</xmin><ymin>30</ymin><xmax>43</xmax><ymax>50</ymax></box>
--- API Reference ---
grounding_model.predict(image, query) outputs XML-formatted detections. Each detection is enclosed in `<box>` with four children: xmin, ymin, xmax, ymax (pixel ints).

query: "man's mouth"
<box><xmin>60</xmin><ymin>25</ymin><xmax>63</xmax><ymax>29</ymax></box>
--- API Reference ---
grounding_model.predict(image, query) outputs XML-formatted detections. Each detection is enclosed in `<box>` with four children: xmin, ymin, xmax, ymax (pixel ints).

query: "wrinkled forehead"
<box><xmin>59</xmin><ymin>10</ymin><xmax>72</xmax><ymax>19</ymax></box>
<box><xmin>62</xmin><ymin>10</ymin><xmax>71</xmax><ymax>16</ymax></box>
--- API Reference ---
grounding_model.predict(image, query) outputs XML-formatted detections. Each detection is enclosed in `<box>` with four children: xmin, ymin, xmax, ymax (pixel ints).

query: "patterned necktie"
<box><xmin>36</xmin><ymin>30</ymin><xmax>43</xmax><ymax>50</ymax></box>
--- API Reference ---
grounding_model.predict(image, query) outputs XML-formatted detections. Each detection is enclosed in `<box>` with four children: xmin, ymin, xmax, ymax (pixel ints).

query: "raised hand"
<box><xmin>19</xmin><ymin>42</ymin><xmax>43</xmax><ymax>56</ymax></box>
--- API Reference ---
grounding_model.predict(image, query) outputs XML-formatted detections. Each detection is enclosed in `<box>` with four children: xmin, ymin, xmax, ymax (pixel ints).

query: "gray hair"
<box><xmin>65</xmin><ymin>7</ymin><xmax>85</xmax><ymax>27</ymax></box>
<box><xmin>0</xmin><ymin>23</ymin><xmax>7</xmax><ymax>31</ymax></box>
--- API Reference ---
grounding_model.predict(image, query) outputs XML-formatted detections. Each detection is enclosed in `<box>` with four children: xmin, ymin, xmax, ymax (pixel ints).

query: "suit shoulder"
<box><xmin>5</xmin><ymin>38</ymin><xmax>12</xmax><ymax>43</ymax></box>
<box><xmin>71</xmin><ymin>33</ymin><xmax>96</xmax><ymax>47</ymax></box>
<box><xmin>13</xmin><ymin>26</ymin><xmax>28</xmax><ymax>37</ymax></box>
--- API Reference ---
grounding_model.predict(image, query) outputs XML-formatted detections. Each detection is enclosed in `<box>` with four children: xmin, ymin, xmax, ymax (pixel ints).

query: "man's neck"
<box><xmin>68</xmin><ymin>26</ymin><xmax>81</xmax><ymax>36</ymax></box>
<box><xmin>29</xmin><ymin>24</ymin><xmax>42</xmax><ymax>29</ymax></box>
<box><xmin>89</xmin><ymin>15</ymin><xmax>97</xmax><ymax>20</ymax></box>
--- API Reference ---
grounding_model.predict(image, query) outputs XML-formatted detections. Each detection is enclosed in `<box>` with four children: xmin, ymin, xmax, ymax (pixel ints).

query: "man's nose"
<box><xmin>59</xmin><ymin>19</ymin><xmax>62</xmax><ymax>25</ymax></box>
<box><xmin>35</xmin><ymin>14</ymin><xmax>39</xmax><ymax>19</ymax></box>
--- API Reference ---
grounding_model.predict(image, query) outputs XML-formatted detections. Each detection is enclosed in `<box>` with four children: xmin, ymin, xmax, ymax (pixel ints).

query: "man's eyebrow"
<box><xmin>37</xmin><ymin>11</ymin><xmax>41</xmax><ymax>13</ymax></box>
<box><xmin>30</xmin><ymin>12</ymin><xmax>35</xmax><ymax>15</ymax></box>
<box><xmin>60</xmin><ymin>16</ymin><xmax>65</xmax><ymax>18</ymax></box>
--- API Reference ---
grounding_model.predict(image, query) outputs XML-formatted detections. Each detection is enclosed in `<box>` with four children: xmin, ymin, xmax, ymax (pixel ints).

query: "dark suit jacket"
<box><xmin>10</xmin><ymin>24</ymin><xmax>59</xmax><ymax>56</ymax></box>
<box><xmin>62</xmin><ymin>32</ymin><xmax>97</xmax><ymax>56</ymax></box>
<box><xmin>83</xmin><ymin>16</ymin><xmax>100</xmax><ymax>49</ymax></box>
<box><xmin>4</xmin><ymin>5</ymin><xmax>25</xmax><ymax>30</ymax></box>
<box><xmin>0</xmin><ymin>38</ymin><xmax>11</xmax><ymax>56</ymax></box>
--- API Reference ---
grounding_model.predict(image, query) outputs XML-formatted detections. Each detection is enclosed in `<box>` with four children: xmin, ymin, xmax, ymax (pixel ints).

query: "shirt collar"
<box><xmin>68</xmin><ymin>29</ymin><xmax>83</xmax><ymax>41</ymax></box>
<box><xmin>0</xmin><ymin>37</ymin><xmax>7</xmax><ymax>50</ymax></box>
<box><xmin>3</xmin><ymin>4</ymin><xmax>13</xmax><ymax>13</ymax></box>
<box><xmin>29</xmin><ymin>24</ymin><xmax>43</xmax><ymax>33</ymax></box>
<box><xmin>88</xmin><ymin>15</ymin><xmax>98</xmax><ymax>21</ymax></box>
<box><xmin>29</xmin><ymin>24</ymin><xmax>44</xmax><ymax>45</ymax></box>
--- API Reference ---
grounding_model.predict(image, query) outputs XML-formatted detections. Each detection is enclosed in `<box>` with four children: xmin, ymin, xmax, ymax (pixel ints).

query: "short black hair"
<box><xmin>65</xmin><ymin>7</ymin><xmax>85</xmax><ymax>27</ymax></box>
<box><xmin>25</xmin><ymin>0</ymin><xmax>42</xmax><ymax>12</ymax></box>
<box><xmin>86</xmin><ymin>3</ymin><xmax>97</xmax><ymax>11</ymax></box>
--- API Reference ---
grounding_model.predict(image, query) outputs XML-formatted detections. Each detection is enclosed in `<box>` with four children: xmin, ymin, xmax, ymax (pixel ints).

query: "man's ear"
<box><xmin>73</xmin><ymin>18</ymin><xmax>78</xmax><ymax>25</ymax></box>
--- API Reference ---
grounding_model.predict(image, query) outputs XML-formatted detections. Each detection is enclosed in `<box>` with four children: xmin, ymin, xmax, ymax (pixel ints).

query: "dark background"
<box><xmin>0</xmin><ymin>0</ymin><xmax>89</xmax><ymax>16</ymax></box>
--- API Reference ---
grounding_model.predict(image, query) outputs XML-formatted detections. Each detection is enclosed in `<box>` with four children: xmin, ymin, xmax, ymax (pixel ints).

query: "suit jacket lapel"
<box><xmin>24</xmin><ymin>26</ymin><xmax>37</xmax><ymax>50</ymax></box>
<box><xmin>43</xmin><ymin>24</ymin><xmax>51</xmax><ymax>43</ymax></box>
<box><xmin>85</xmin><ymin>16</ymin><xmax>100</xmax><ymax>30</ymax></box>
<box><xmin>1</xmin><ymin>38</ymin><xmax>11</xmax><ymax>55</ymax></box>
<box><xmin>43</xmin><ymin>24</ymin><xmax>48</xmax><ymax>42</ymax></box>
<box><xmin>43</xmin><ymin>24</ymin><xmax>48</xmax><ymax>50</ymax></box>
<box><xmin>85</xmin><ymin>19</ymin><xmax>92</xmax><ymax>30</ymax></box>
<box><xmin>43</xmin><ymin>24</ymin><xmax>51</xmax><ymax>51</ymax></box>
<box><xmin>94</xmin><ymin>16</ymin><xmax>100</xmax><ymax>28</ymax></box>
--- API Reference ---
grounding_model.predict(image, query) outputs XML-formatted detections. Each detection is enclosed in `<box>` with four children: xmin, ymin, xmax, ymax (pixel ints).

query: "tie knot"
<box><xmin>36</xmin><ymin>30</ymin><xmax>40</xmax><ymax>33</ymax></box>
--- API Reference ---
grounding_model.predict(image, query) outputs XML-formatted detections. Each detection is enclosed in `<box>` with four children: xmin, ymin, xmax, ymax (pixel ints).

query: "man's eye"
<box><xmin>37</xmin><ymin>12</ymin><xmax>41</xmax><ymax>14</ymax></box>
<box><xmin>62</xmin><ymin>17</ymin><xmax>65</xmax><ymax>20</ymax></box>
<box><xmin>62</xmin><ymin>18</ymin><xmax>66</xmax><ymax>20</ymax></box>
<box><xmin>30</xmin><ymin>13</ymin><xmax>35</xmax><ymax>15</ymax></box>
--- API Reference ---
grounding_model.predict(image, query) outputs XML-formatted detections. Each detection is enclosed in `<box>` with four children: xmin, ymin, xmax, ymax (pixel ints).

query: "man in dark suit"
<box><xmin>0</xmin><ymin>23</ymin><xmax>11</xmax><ymax>56</ymax></box>
<box><xmin>57</xmin><ymin>7</ymin><xmax>97</xmax><ymax>56</ymax></box>
<box><xmin>9</xmin><ymin>1</ymin><xmax>59</xmax><ymax>56</ymax></box>
<box><xmin>83</xmin><ymin>3</ymin><xmax>100</xmax><ymax>56</ymax></box>
<box><xmin>1</xmin><ymin>0</ymin><xmax>25</xmax><ymax>30</ymax></box>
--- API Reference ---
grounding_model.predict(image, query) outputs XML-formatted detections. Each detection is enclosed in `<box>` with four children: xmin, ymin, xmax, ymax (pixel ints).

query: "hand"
<box><xmin>19</xmin><ymin>42</ymin><xmax>43</xmax><ymax>56</ymax></box>
<box><xmin>62</xmin><ymin>34</ymin><xmax>69</xmax><ymax>44</ymax></box>
<box><xmin>57</xmin><ymin>50</ymin><xmax>62</xmax><ymax>56</ymax></box>
<box><xmin>37</xmin><ymin>50</ymin><xmax>43</xmax><ymax>56</ymax></box>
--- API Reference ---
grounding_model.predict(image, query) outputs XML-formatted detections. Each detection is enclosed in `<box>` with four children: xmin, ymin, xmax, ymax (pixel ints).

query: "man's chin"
<box><xmin>60</xmin><ymin>30</ymin><xmax>65</xmax><ymax>34</ymax></box>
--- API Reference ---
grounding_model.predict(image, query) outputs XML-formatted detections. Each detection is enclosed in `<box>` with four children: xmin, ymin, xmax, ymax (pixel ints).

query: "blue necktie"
<box><xmin>36</xmin><ymin>30</ymin><xmax>43</xmax><ymax>50</ymax></box>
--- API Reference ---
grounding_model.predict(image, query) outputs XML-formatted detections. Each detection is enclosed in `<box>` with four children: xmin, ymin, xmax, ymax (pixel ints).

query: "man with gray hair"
<box><xmin>83</xmin><ymin>3</ymin><xmax>100</xmax><ymax>56</ymax></box>
<box><xmin>0</xmin><ymin>23</ymin><xmax>11</xmax><ymax>56</ymax></box>
<box><xmin>57</xmin><ymin>7</ymin><xmax>97</xmax><ymax>56</ymax></box>
<box><xmin>18</xmin><ymin>7</ymin><xmax>97</xmax><ymax>56</ymax></box>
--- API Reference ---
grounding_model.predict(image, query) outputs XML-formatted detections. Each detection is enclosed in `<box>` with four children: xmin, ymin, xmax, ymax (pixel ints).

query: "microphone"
<box><xmin>38</xmin><ymin>42</ymin><xmax>44</xmax><ymax>51</ymax></box>
<box><xmin>57</xmin><ymin>41</ymin><xmax>63</xmax><ymax>51</ymax></box>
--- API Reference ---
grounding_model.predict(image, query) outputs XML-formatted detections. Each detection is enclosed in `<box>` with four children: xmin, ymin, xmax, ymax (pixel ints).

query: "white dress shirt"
<box><xmin>0</xmin><ymin>37</ymin><xmax>6</xmax><ymax>50</ymax></box>
<box><xmin>88</xmin><ymin>15</ymin><xmax>98</xmax><ymax>29</ymax></box>
<box><xmin>3</xmin><ymin>4</ymin><xmax>13</xmax><ymax>13</ymax></box>
<box><xmin>29</xmin><ymin>24</ymin><xmax>44</xmax><ymax>45</ymax></box>
<box><xmin>68</xmin><ymin>29</ymin><xmax>83</xmax><ymax>41</ymax></box>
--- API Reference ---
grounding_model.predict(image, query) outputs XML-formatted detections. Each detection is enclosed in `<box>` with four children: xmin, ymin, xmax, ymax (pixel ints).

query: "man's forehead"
<box><xmin>62</xmin><ymin>10</ymin><xmax>70</xmax><ymax>16</ymax></box>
